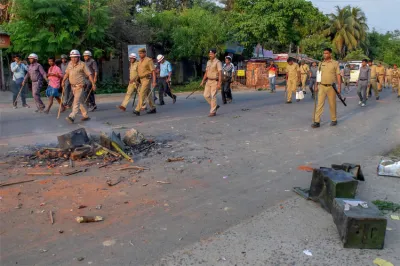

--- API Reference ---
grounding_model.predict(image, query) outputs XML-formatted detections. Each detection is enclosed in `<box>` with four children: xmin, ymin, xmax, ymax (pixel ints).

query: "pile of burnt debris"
<box><xmin>4</xmin><ymin>128</ymin><xmax>167</xmax><ymax>169</ymax></box>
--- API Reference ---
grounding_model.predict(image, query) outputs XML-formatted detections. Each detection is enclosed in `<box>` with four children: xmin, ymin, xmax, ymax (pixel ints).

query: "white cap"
<box><xmin>157</xmin><ymin>54</ymin><xmax>164</xmax><ymax>63</ymax></box>
<box><xmin>83</xmin><ymin>50</ymin><xmax>92</xmax><ymax>57</ymax></box>
<box><xmin>28</xmin><ymin>53</ymin><xmax>38</xmax><ymax>60</ymax></box>
<box><xmin>129</xmin><ymin>53</ymin><xmax>137</xmax><ymax>59</ymax></box>
<box><xmin>70</xmin><ymin>50</ymin><xmax>81</xmax><ymax>57</ymax></box>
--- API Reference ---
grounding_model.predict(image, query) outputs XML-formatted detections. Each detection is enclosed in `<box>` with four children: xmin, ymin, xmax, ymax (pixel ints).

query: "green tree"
<box><xmin>300</xmin><ymin>34</ymin><xmax>333</xmax><ymax>60</ymax></box>
<box><xmin>137</xmin><ymin>5</ymin><xmax>227</xmax><ymax>60</ymax></box>
<box><xmin>5</xmin><ymin>0</ymin><xmax>110</xmax><ymax>59</ymax></box>
<box><xmin>343</xmin><ymin>48</ymin><xmax>368</xmax><ymax>61</ymax></box>
<box><xmin>230</xmin><ymin>0</ymin><xmax>326</xmax><ymax>55</ymax></box>
<box><xmin>324</xmin><ymin>5</ymin><xmax>368</xmax><ymax>58</ymax></box>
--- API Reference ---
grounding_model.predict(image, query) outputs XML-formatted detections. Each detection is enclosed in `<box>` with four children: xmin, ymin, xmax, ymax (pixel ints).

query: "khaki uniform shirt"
<box><xmin>129</xmin><ymin>61</ymin><xmax>139</xmax><ymax>81</ymax></box>
<box><xmin>138</xmin><ymin>57</ymin><xmax>154</xmax><ymax>79</ymax></box>
<box><xmin>376</xmin><ymin>66</ymin><xmax>385</xmax><ymax>76</ymax></box>
<box><xmin>300</xmin><ymin>64</ymin><xmax>309</xmax><ymax>75</ymax></box>
<box><xmin>206</xmin><ymin>58</ymin><xmax>222</xmax><ymax>80</ymax></box>
<box><xmin>392</xmin><ymin>69</ymin><xmax>400</xmax><ymax>84</ymax></box>
<box><xmin>386</xmin><ymin>68</ymin><xmax>393</xmax><ymax>77</ymax></box>
<box><xmin>286</xmin><ymin>63</ymin><xmax>299</xmax><ymax>80</ymax></box>
<box><xmin>319</xmin><ymin>59</ymin><xmax>340</xmax><ymax>85</ymax></box>
<box><xmin>369</xmin><ymin>65</ymin><xmax>377</xmax><ymax>79</ymax></box>
<box><xmin>66</xmin><ymin>61</ymin><xmax>92</xmax><ymax>86</ymax></box>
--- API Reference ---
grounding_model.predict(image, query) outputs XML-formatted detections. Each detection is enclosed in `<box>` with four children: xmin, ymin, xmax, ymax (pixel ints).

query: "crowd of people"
<box><xmin>9</xmin><ymin>47</ymin><xmax>399</xmax><ymax>126</ymax></box>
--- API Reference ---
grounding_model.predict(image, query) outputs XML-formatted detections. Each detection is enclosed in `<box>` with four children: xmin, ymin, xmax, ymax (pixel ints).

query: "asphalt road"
<box><xmin>0</xmin><ymin>87</ymin><xmax>399</xmax><ymax>266</ymax></box>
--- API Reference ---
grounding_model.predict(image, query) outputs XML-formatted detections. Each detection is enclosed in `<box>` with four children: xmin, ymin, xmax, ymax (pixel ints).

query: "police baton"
<box><xmin>13</xmin><ymin>84</ymin><xmax>25</xmax><ymax>107</ymax></box>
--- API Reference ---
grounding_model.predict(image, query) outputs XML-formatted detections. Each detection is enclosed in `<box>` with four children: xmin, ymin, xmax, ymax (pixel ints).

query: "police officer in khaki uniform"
<box><xmin>311</xmin><ymin>48</ymin><xmax>341</xmax><ymax>128</ymax></box>
<box><xmin>117</xmin><ymin>53</ymin><xmax>139</xmax><ymax>111</ymax></box>
<box><xmin>367</xmin><ymin>60</ymin><xmax>379</xmax><ymax>100</ymax></box>
<box><xmin>285</xmin><ymin>58</ymin><xmax>300</xmax><ymax>103</ymax></box>
<box><xmin>385</xmin><ymin>67</ymin><xmax>393</xmax><ymax>91</ymax></box>
<box><xmin>376</xmin><ymin>62</ymin><xmax>385</xmax><ymax>92</ymax></box>
<box><xmin>133</xmin><ymin>48</ymin><xmax>157</xmax><ymax>116</ymax></box>
<box><xmin>62</xmin><ymin>50</ymin><xmax>95</xmax><ymax>124</ymax></box>
<box><xmin>300</xmin><ymin>60</ymin><xmax>310</xmax><ymax>94</ymax></box>
<box><xmin>392</xmin><ymin>64</ymin><xmax>400</xmax><ymax>98</ymax></box>
<box><xmin>200</xmin><ymin>48</ymin><xmax>222</xmax><ymax>117</ymax></box>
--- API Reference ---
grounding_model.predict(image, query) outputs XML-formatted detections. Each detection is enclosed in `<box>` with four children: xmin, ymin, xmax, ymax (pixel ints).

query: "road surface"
<box><xmin>0</xmin><ymin>87</ymin><xmax>399</xmax><ymax>266</ymax></box>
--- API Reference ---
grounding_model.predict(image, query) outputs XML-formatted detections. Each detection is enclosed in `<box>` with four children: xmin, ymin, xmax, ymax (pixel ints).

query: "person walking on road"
<box><xmin>309</xmin><ymin>62</ymin><xmax>318</xmax><ymax>99</ymax></box>
<box><xmin>22</xmin><ymin>53</ymin><xmax>48</xmax><ymax>112</ymax></box>
<box><xmin>117</xmin><ymin>53</ymin><xmax>139</xmax><ymax>111</ymax></box>
<box><xmin>157</xmin><ymin>54</ymin><xmax>176</xmax><ymax>105</ymax></box>
<box><xmin>83</xmin><ymin>51</ymin><xmax>98</xmax><ymax>112</ymax></box>
<box><xmin>221</xmin><ymin>56</ymin><xmax>235</xmax><ymax>104</ymax></box>
<box><xmin>62</xmin><ymin>50</ymin><xmax>95</xmax><ymax>123</ymax></box>
<box><xmin>10</xmin><ymin>54</ymin><xmax>29</xmax><ymax>108</ymax></box>
<box><xmin>44</xmin><ymin>57</ymin><xmax>65</xmax><ymax>114</ymax></box>
<box><xmin>385</xmin><ymin>66</ymin><xmax>393</xmax><ymax>91</ymax></box>
<box><xmin>376</xmin><ymin>62</ymin><xmax>385</xmax><ymax>92</ymax></box>
<box><xmin>60</xmin><ymin>54</ymin><xmax>73</xmax><ymax>108</ymax></box>
<box><xmin>392</xmin><ymin>64</ymin><xmax>400</xmax><ymax>98</ymax></box>
<box><xmin>266</xmin><ymin>60</ymin><xmax>278</xmax><ymax>93</ymax></box>
<box><xmin>356</xmin><ymin>59</ymin><xmax>370</xmax><ymax>107</ymax></box>
<box><xmin>285</xmin><ymin>58</ymin><xmax>300</xmax><ymax>104</ymax></box>
<box><xmin>133</xmin><ymin>48</ymin><xmax>157</xmax><ymax>116</ymax></box>
<box><xmin>311</xmin><ymin>48</ymin><xmax>341</xmax><ymax>128</ymax></box>
<box><xmin>200</xmin><ymin>49</ymin><xmax>222</xmax><ymax>117</ymax></box>
<box><xmin>367</xmin><ymin>60</ymin><xmax>380</xmax><ymax>100</ymax></box>
<box><xmin>300</xmin><ymin>60</ymin><xmax>309</xmax><ymax>94</ymax></box>
<box><xmin>343</xmin><ymin>64</ymin><xmax>351</xmax><ymax>93</ymax></box>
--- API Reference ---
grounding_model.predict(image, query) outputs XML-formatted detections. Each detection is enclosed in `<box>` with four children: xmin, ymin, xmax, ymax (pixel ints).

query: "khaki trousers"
<box><xmin>368</xmin><ymin>78</ymin><xmax>379</xmax><ymax>97</ymax></box>
<box><xmin>377</xmin><ymin>75</ymin><xmax>384</xmax><ymax>91</ymax></box>
<box><xmin>386</xmin><ymin>76</ymin><xmax>392</xmax><ymax>87</ymax></box>
<box><xmin>135</xmin><ymin>78</ymin><xmax>155</xmax><ymax>112</ymax></box>
<box><xmin>287</xmin><ymin>79</ymin><xmax>297</xmax><ymax>102</ymax></box>
<box><xmin>69</xmin><ymin>85</ymin><xmax>88</xmax><ymax>119</ymax></box>
<box><xmin>121</xmin><ymin>83</ymin><xmax>137</xmax><ymax>108</ymax></box>
<box><xmin>301</xmin><ymin>75</ymin><xmax>308</xmax><ymax>90</ymax></box>
<box><xmin>315</xmin><ymin>84</ymin><xmax>337</xmax><ymax>123</ymax></box>
<box><xmin>204</xmin><ymin>80</ymin><xmax>218</xmax><ymax>113</ymax></box>
<box><xmin>393</xmin><ymin>81</ymin><xmax>400</xmax><ymax>96</ymax></box>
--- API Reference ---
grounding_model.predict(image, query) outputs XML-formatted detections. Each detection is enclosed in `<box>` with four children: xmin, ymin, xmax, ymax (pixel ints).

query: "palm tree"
<box><xmin>324</xmin><ymin>5</ymin><xmax>368</xmax><ymax>58</ymax></box>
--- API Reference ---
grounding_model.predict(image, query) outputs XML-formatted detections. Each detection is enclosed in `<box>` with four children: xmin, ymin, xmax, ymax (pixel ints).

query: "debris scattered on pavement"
<box><xmin>390</xmin><ymin>215</ymin><xmax>400</xmax><ymax>220</ymax></box>
<box><xmin>292</xmin><ymin>187</ymin><xmax>310</xmax><ymax>200</ymax></box>
<box><xmin>65</xmin><ymin>169</ymin><xmax>87</xmax><ymax>176</ymax></box>
<box><xmin>102</xmin><ymin>239</ymin><xmax>116</xmax><ymax>246</ymax></box>
<box><xmin>96</xmin><ymin>205</ymin><xmax>102</xmax><ymax>210</ymax></box>
<box><xmin>49</xmin><ymin>210</ymin><xmax>54</xmax><ymax>224</ymax></box>
<box><xmin>117</xmin><ymin>166</ymin><xmax>148</xmax><ymax>171</ymax></box>
<box><xmin>241</xmin><ymin>108</ymin><xmax>250</xmax><ymax>111</ymax></box>
<box><xmin>373</xmin><ymin>258</ymin><xmax>394</xmax><ymax>266</ymax></box>
<box><xmin>156</xmin><ymin>181</ymin><xmax>171</xmax><ymax>184</ymax></box>
<box><xmin>142</xmin><ymin>184</ymin><xmax>148</xmax><ymax>186</ymax></box>
<box><xmin>39</xmin><ymin>249</ymin><xmax>48</xmax><ymax>253</ymax></box>
<box><xmin>15</xmin><ymin>203</ymin><xmax>23</xmax><ymax>209</ymax></box>
<box><xmin>372</xmin><ymin>200</ymin><xmax>400</xmax><ymax>212</ymax></box>
<box><xmin>58</xmin><ymin>230</ymin><xmax>64</xmax><ymax>233</ymax></box>
<box><xmin>58</xmin><ymin>128</ymin><xmax>90</xmax><ymax>150</ymax></box>
<box><xmin>77</xmin><ymin>257</ymin><xmax>84</xmax><ymax>262</ymax></box>
<box><xmin>75</xmin><ymin>216</ymin><xmax>104</xmax><ymax>223</ymax></box>
<box><xmin>386</xmin><ymin>227</ymin><xmax>393</xmax><ymax>231</ymax></box>
<box><xmin>123</xmin><ymin>128</ymin><xmax>145</xmax><ymax>146</ymax></box>
<box><xmin>77</xmin><ymin>205</ymin><xmax>87</xmax><ymax>209</ymax></box>
<box><xmin>167</xmin><ymin>157</ymin><xmax>184</xmax><ymax>162</ymax></box>
<box><xmin>223</xmin><ymin>176</ymin><xmax>228</xmax><ymax>179</ymax></box>
<box><xmin>297</xmin><ymin>165</ymin><xmax>314</xmax><ymax>172</ymax></box>
<box><xmin>27</xmin><ymin>172</ymin><xmax>62</xmax><ymax>176</ymax></box>
<box><xmin>377</xmin><ymin>159</ymin><xmax>400</xmax><ymax>178</ymax></box>
<box><xmin>218</xmin><ymin>257</ymin><xmax>227</xmax><ymax>261</ymax></box>
<box><xmin>0</xmin><ymin>179</ymin><xmax>35</xmax><ymax>188</ymax></box>
<box><xmin>268</xmin><ymin>170</ymin><xmax>277</xmax><ymax>173</ymax></box>
<box><xmin>106</xmin><ymin>177</ymin><xmax>123</xmax><ymax>187</ymax></box>
<box><xmin>303</xmin><ymin>250</ymin><xmax>313</xmax><ymax>256</ymax></box>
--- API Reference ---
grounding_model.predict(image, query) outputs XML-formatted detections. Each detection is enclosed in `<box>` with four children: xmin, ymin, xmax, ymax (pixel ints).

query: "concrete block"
<box><xmin>309</xmin><ymin>167</ymin><xmax>358</xmax><ymax>213</ymax></box>
<box><xmin>332</xmin><ymin>198</ymin><xmax>387</xmax><ymax>249</ymax></box>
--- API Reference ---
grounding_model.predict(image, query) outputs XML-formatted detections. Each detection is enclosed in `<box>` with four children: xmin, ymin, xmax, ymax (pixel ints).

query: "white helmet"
<box><xmin>70</xmin><ymin>49</ymin><xmax>81</xmax><ymax>57</ymax></box>
<box><xmin>129</xmin><ymin>53</ymin><xmax>137</xmax><ymax>59</ymax></box>
<box><xmin>157</xmin><ymin>54</ymin><xmax>164</xmax><ymax>63</ymax></box>
<box><xmin>83</xmin><ymin>50</ymin><xmax>92</xmax><ymax>57</ymax></box>
<box><xmin>28</xmin><ymin>53</ymin><xmax>38</xmax><ymax>60</ymax></box>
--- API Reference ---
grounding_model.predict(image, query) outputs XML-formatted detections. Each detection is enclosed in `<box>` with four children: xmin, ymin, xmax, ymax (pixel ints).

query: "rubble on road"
<box><xmin>378</xmin><ymin>159</ymin><xmax>400</xmax><ymax>178</ymax></box>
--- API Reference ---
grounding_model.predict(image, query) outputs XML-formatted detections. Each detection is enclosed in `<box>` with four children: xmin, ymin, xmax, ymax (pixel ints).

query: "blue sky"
<box><xmin>310</xmin><ymin>0</ymin><xmax>397</xmax><ymax>33</ymax></box>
